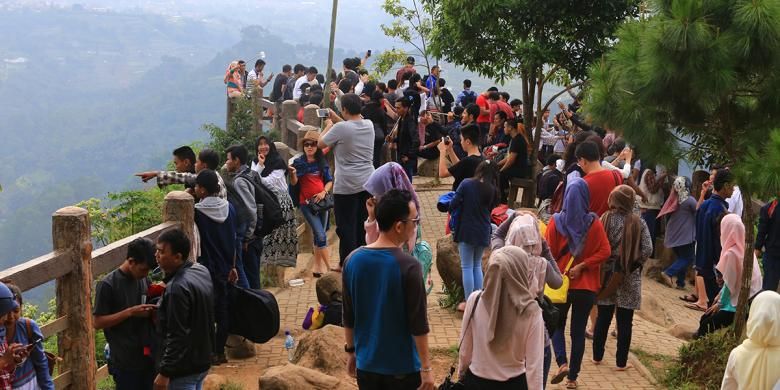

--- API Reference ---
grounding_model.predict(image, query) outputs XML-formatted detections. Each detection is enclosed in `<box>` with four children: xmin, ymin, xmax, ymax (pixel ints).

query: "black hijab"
<box><xmin>255</xmin><ymin>136</ymin><xmax>287</xmax><ymax>177</ymax></box>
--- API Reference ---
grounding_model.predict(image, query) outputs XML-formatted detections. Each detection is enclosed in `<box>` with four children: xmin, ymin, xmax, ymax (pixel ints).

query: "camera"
<box><xmin>442</xmin><ymin>136</ymin><xmax>451</xmax><ymax>145</ymax></box>
<box><xmin>317</xmin><ymin>108</ymin><xmax>329</xmax><ymax>118</ymax></box>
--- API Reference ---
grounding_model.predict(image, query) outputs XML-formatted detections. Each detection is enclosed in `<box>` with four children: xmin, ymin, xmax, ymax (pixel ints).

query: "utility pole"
<box><xmin>323</xmin><ymin>0</ymin><xmax>339</xmax><ymax>112</ymax></box>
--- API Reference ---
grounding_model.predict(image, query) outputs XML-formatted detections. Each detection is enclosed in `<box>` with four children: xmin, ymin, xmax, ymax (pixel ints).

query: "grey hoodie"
<box><xmin>194</xmin><ymin>197</ymin><xmax>229</xmax><ymax>223</ymax></box>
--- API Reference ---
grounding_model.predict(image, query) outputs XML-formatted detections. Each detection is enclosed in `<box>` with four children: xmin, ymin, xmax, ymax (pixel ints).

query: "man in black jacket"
<box><xmin>755</xmin><ymin>199</ymin><xmax>780</xmax><ymax>291</ymax></box>
<box><xmin>153</xmin><ymin>229</ymin><xmax>214</xmax><ymax>390</ymax></box>
<box><xmin>394</xmin><ymin>95</ymin><xmax>420</xmax><ymax>183</ymax></box>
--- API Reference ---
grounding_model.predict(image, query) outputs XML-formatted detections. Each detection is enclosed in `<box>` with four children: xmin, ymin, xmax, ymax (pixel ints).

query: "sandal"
<box><xmin>679</xmin><ymin>294</ymin><xmax>698</xmax><ymax>303</ymax></box>
<box><xmin>566</xmin><ymin>380</ymin><xmax>578</xmax><ymax>389</ymax></box>
<box><xmin>684</xmin><ymin>302</ymin><xmax>707</xmax><ymax>312</ymax></box>
<box><xmin>550</xmin><ymin>365</ymin><xmax>569</xmax><ymax>384</ymax></box>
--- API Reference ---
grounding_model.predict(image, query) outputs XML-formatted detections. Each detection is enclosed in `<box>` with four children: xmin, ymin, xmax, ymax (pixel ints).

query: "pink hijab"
<box><xmin>364</xmin><ymin>162</ymin><xmax>421</xmax><ymax>217</ymax></box>
<box><xmin>716</xmin><ymin>214</ymin><xmax>763</xmax><ymax>306</ymax></box>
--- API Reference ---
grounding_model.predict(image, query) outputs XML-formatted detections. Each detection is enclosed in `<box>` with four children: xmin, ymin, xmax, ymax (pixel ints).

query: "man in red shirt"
<box><xmin>489</xmin><ymin>91</ymin><xmax>515</xmax><ymax>120</ymax></box>
<box><xmin>475</xmin><ymin>87</ymin><xmax>497</xmax><ymax>147</ymax></box>
<box><xmin>577</xmin><ymin>140</ymin><xmax>623</xmax><ymax>216</ymax></box>
<box><xmin>395</xmin><ymin>56</ymin><xmax>417</xmax><ymax>86</ymax></box>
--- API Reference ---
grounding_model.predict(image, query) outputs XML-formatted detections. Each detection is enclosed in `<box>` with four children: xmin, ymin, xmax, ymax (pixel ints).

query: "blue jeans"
<box><xmin>243</xmin><ymin>239</ymin><xmax>262</xmax><ymax>289</ymax></box>
<box><xmin>458</xmin><ymin>242</ymin><xmax>485</xmax><ymax>299</ymax></box>
<box><xmin>664</xmin><ymin>242</ymin><xmax>695</xmax><ymax>288</ymax></box>
<box><xmin>301</xmin><ymin>205</ymin><xmax>329</xmax><ymax>248</ymax></box>
<box><xmin>233</xmin><ymin>222</ymin><xmax>251</xmax><ymax>289</ymax></box>
<box><xmin>401</xmin><ymin>157</ymin><xmax>416</xmax><ymax>183</ymax></box>
<box><xmin>110</xmin><ymin>365</ymin><xmax>155</xmax><ymax>390</ymax></box>
<box><xmin>551</xmin><ymin>290</ymin><xmax>595</xmax><ymax>381</ymax></box>
<box><xmin>762</xmin><ymin>253</ymin><xmax>780</xmax><ymax>291</ymax></box>
<box><xmin>168</xmin><ymin>371</ymin><xmax>208</xmax><ymax>390</ymax></box>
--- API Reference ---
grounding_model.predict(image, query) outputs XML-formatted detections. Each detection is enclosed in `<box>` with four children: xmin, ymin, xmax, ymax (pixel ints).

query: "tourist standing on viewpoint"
<box><xmin>319</xmin><ymin>94</ymin><xmax>376</xmax><ymax>271</ymax></box>
<box><xmin>342</xmin><ymin>189</ymin><xmax>433</xmax><ymax>390</ymax></box>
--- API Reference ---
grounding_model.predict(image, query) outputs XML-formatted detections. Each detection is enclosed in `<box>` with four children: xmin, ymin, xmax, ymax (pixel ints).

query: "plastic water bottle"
<box><xmin>103</xmin><ymin>343</ymin><xmax>110</xmax><ymax>363</ymax></box>
<box><xmin>284</xmin><ymin>330</ymin><xmax>295</xmax><ymax>362</ymax></box>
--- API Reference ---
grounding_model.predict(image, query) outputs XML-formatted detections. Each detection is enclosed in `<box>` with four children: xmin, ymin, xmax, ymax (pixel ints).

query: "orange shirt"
<box><xmin>545</xmin><ymin>217</ymin><xmax>611</xmax><ymax>293</ymax></box>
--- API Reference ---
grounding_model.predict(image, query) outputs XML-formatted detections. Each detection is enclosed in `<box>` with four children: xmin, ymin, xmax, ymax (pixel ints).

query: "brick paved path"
<box><xmin>213</xmin><ymin>180</ymin><xmax>700</xmax><ymax>389</ymax></box>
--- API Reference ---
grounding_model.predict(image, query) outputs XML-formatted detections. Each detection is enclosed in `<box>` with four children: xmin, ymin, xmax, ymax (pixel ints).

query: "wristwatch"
<box><xmin>344</xmin><ymin>344</ymin><xmax>355</xmax><ymax>353</ymax></box>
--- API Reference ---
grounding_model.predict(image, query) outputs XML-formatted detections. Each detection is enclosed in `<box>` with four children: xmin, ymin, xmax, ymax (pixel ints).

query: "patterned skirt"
<box><xmin>261</xmin><ymin>188</ymin><xmax>299</xmax><ymax>267</ymax></box>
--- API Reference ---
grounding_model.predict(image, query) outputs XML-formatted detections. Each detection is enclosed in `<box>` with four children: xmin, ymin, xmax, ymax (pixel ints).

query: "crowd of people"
<box><xmin>3</xmin><ymin>54</ymin><xmax>777</xmax><ymax>390</ymax></box>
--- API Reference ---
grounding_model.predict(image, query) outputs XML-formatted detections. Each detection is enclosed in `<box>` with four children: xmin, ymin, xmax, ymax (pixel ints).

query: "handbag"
<box><xmin>597</xmin><ymin>256</ymin><xmax>625</xmax><ymax>301</ymax></box>
<box><xmin>544</xmin><ymin>244</ymin><xmax>574</xmax><ymax>304</ymax></box>
<box><xmin>438</xmin><ymin>293</ymin><xmax>482</xmax><ymax>390</ymax></box>
<box><xmin>307</xmin><ymin>192</ymin><xmax>334</xmax><ymax>213</ymax></box>
<box><xmin>536</xmin><ymin>295</ymin><xmax>560</xmax><ymax>335</ymax></box>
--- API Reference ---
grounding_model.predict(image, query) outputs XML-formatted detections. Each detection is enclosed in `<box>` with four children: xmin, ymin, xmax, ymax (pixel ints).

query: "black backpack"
<box><xmin>240</xmin><ymin>170</ymin><xmax>284</xmax><ymax>237</ymax></box>
<box><xmin>227</xmin><ymin>284</ymin><xmax>280</xmax><ymax>344</ymax></box>
<box><xmin>460</xmin><ymin>90</ymin><xmax>477</xmax><ymax>107</ymax></box>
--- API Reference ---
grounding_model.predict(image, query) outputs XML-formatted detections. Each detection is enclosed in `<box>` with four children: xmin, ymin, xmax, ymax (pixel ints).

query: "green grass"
<box><xmin>437</xmin><ymin>281</ymin><xmax>464</xmax><ymax>311</ymax></box>
<box><xmin>654</xmin><ymin>328</ymin><xmax>738</xmax><ymax>390</ymax></box>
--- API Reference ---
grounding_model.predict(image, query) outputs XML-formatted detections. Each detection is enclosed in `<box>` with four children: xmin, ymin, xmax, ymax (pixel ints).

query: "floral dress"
<box><xmin>597</xmin><ymin>213</ymin><xmax>653</xmax><ymax>310</ymax></box>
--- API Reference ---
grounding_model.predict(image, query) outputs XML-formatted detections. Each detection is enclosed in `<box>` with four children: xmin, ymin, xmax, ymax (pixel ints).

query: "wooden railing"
<box><xmin>0</xmin><ymin>192</ymin><xmax>194</xmax><ymax>389</ymax></box>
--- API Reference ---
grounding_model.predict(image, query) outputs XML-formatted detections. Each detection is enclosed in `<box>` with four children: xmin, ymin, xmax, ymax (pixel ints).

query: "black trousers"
<box><xmin>334</xmin><ymin>191</ymin><xmax>371</xmax><ymax>266</ymax></box>
<box><xmin>462</xmin><ymin>369</ymin><xmax>528</xmax><ymax>390</ymax></box>
<box><xmin>592</xmin><ymin>305</ymin><xmax>634</xmax><ymax>368</ymax></box>
<box><xmin>356</xmin><ymin>369</ymin><xmax>420</xmax><ymax>390</ymax></box>
<box><xmin>696</xmin><ymin>310</ymin><xmax>735</xmax><ymax>338</ymax></box>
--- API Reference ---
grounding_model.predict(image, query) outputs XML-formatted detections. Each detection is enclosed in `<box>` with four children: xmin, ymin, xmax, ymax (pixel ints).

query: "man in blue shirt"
<box><xmin>342</xmin><ymin>189</ymin><xmax>433</xmax><ymax>390</ymax></box>
<box><xmin>694</xmin><ymin>169</ymin><xmax>734</xmax><ymax>307</ymax></box>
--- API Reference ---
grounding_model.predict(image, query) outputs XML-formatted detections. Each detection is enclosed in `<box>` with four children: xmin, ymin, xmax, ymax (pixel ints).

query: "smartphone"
<box><xmin>442</xmin><ymin>136</ymin><xmax>451</xmax><ymax>145</ymax></box>
<box><xmin>366</xmin><ymin>49</ymin><xmax>372</xmax><ymax>57</ymax></box>
<box><xmin>317</xmin><ymin>108</ymin><xmax>329</xmax><ymax>118</ymax></box>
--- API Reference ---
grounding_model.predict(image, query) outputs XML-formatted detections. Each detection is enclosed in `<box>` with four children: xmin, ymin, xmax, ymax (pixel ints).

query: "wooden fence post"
<box><xmin>53</xmin><ymin>206</ymin><xmax>96</xmax><ymax>390</ymax></box>
<box><xmin>163</xmin><ymin>191</ymin><xmax>195</xmax><ymax>260</ymax></box>
<box><xmin>281</xmin><ymin>100</ymin><xmax>299</xmax><ymax>146</ymax></box>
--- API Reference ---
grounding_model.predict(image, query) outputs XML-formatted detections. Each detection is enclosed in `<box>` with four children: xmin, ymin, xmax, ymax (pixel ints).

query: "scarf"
<box><xmin>506</xmin><ymin>214</ymin><xmax>547</xmax><ymax>293</ymax></box>
<box><xmin>553</xmin><ymin>178</ymin><xmax>596</xmax><ymax>257</ymax></box>
<box><xmin>481</xmin><ymin>246</ymin><xmax>544</xmax><ymax>347</ymax></box>
<box><xmin>255</xmin><ymin>136</ymin><xmax>288</xmax><ymax>177</ymax></box>
<box><xmin>658</xmin><ymin>176</ymin><xmax>690</xmax><ymax>219</ymax></box>
<box><xmin>601</xmin><ymin>185</ymin><xmax>642</xmax><ymax>272</ymax></box>
<box><xmin>730</xmin><ymin>291</ymin><xmax>780</xmax><ymax>390</ymax></box>
<box><xmin>716</xmin><ymin>214</ymin><xmax>763</xmax><ymax>307</ymax></box>
<box><xmin>364</xmin><ymin>162</ymin><xmax>421</xmax><ymax>217</ymax></box>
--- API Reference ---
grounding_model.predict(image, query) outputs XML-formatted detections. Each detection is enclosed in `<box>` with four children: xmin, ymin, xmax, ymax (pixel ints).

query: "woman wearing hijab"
<box><xmin>696</xmin><ymin>213</ymin><xmax>763</xmax><ymax>338</ymax></box>
<box><xmin>457</xmin><ymin>246</ymin><xmax>546</xmax><ymax>389</ymax></box>
<box><xmin>545</xmin><ymin>178</ymin><xmax>611</xmax><ymax>389</ymax></box>
<box><xmin>659</xmin><ymin>176</ymin><xmax>698</xmax><ymax>289</ymax></box>
<box><xmin>363</xmin><ymin>162</ymin><xmax>421</xmax><ymax>252</ymax></box>
<box><xmin>591</xmin><ymin>185</ymin><xmax>652</xmax><ymax>370</ymax></box>
<box><xmin>251</xmin><ymin>136</ymin><xmax>299</xmax><ymax>269</ymax></box>
<box><xmin>721</xmin><ymin>290</ymin><xmax>780</xmax><ymax>390</ymax></box>
<box><xmin>503</xmin><ymin>213</ymin><xmax>563</xmax><ymax>388</ymax></box>
<box><xmin>637</xmin><ymin>169</ymin><xmax>665</xmax><ymax>256</ymax></box>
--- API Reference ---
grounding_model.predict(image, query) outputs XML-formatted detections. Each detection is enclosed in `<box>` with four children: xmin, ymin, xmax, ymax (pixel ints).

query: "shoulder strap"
<box><xmin>25</xmin><ymin>318</ymin><xmax>32</xmax><ymax>340</ymax></box>
<box><xmin>457</xmin><ymin>292</ymin><xmax>482</xmax><ymax>352</ymax></box>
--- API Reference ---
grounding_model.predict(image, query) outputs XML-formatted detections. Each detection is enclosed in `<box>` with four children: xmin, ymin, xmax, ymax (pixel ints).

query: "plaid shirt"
<box><xmin>156</xmin><ymin>171</ymin><xmax>227</xmax><ymax>200</ymax></box>
<box><xmin>0</xmin><ymin>342</ymin><xmax>13</xmax><ymax>390</ymax></box>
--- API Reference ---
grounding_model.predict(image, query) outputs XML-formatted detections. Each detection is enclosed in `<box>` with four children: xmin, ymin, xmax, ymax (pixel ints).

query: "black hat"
<box><xmin>406</xmin><ymin>56</ymin><xmax>415</xmax><ymax>64</ymax></box>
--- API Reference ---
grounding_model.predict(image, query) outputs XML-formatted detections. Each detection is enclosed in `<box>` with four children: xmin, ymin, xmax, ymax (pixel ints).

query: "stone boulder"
<box><xmin>667</xmin><ymin>323</ymin><xmax>697</xmax><ymax>341</ymax></box>
<box><xmin>643</xmin><ymin>238</ymin><xmax>676</xmax><ymax>282</ymax></box>
<box><xmin>225</xmin><ymin>334</ymin><xmax>256</xmax><ymax>359</ymax></box>
<box><xmin>259</xmin><ymin>364</ymin><xmax>357</xmax><ymax>390</ymax></box>
<box><xmin>436</xmin><ymin>234</ymin><xmax>489</xmax><ymax>297</ymax></box>
<box><xmin>292</xmin><ymin>325</ymin><xmax>345</xmax><ymax>376</ymax></box>
<box><xmin>203</xmin><ymin>374</ymin><xmax>227</xmax><ymax>390</ymax></box>
<box><xmin>316</xmin><ymin>272</ymin><xmax>342</xmax><ymax>305</ymax></box>
<box><xmin>417</xmin><ymin>158</ymin><xmax>438</xmax><ymax>177</ymax></box>
<box><xmin>637</xmin><ymin>295</ymin><xmax>674</xmax><ymax>327</ymax></box>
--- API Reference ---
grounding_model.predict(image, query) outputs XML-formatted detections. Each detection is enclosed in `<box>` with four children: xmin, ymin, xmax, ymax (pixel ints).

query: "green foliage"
<box><xmin>437</xmin><ymin>281</ymin><xmax>464</xmax><ymax>310</ymax></box>
<box><xmin>379</xmin><ymin>0</ymin><xmax>437</xmax><ymax>76</ymax></box>
<box><xmin>662</xmin><ymin>328</ymin><xmax>739</xmax><ymax>389</ymax></box>
<box><xmin>371</xmin><ymin>48</ymin><xmax>409</xmax><ymax>80</ymax></box>
<box><xmin>204</xmin><ymin>97</ymin><xmax>257</xmax><ymax>163</ymax></box>
<box><xmin>77</xmin><ymin>187</ymin><xmax>169</xmax><ymax>247</ymax></box>
<box><xmin>220</xmin><ymin>382</ymin><xmax>244</xmax><ymax>390</ymax></box>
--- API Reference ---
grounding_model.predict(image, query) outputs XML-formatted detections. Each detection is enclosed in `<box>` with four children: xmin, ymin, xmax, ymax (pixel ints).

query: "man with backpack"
<box><xmin>224</xmin><ymin>145</ymin><xmax>260</xmax><ymax>289</ymax></box>
<box><xmin>456</xmin><ymin>79</ymin><xmax>477</xmax><ymax>108</ymax></box>
<box><xmin>193</xmin><ymin>169</ymin><xmax>238</xmax><ymax>365</ymax></box>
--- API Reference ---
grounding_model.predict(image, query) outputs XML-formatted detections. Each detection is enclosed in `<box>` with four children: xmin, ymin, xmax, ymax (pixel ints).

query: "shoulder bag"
<box><xmin>544</xmin><ymin>244</ymin><xmax>574</xmax><ymax>304</ymax></box>
<box><xmin>438</xmin><ymin>292</ymin><xmax>482</xmax><ymax>390</ymax></box>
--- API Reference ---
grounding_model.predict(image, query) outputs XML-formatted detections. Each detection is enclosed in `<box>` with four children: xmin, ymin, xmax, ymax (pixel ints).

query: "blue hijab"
<box><xmin>553</xmin><ymin>177</ymin><xmax>597</xmax><ymax>257</ymax></box>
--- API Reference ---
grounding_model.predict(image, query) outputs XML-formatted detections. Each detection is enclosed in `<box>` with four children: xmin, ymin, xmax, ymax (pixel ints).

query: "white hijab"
<box><xmin>729</xmin><ymin>291</ymin><xmax>780</xmax><ymax>390</ymax></box>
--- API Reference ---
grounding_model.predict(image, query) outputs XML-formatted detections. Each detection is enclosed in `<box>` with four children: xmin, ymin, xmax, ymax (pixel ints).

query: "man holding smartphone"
<box><xmin>93</xmin><ymin>238</ymin><xmax>158</xmax><ymax>390</ymax></box>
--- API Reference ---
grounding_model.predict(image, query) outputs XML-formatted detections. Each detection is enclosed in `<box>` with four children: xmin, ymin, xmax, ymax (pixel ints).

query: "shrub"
<box><xmin>662</xmin><ymin>328</ymin><xmax>739</xmax><ymax>389</ymax></box>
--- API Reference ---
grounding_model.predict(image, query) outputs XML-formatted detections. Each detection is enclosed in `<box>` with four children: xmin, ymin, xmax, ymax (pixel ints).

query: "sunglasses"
<box><xmin>303</xmin><ymin>142</ymin><xmax>317</xmax><ymax>147</ymax></box>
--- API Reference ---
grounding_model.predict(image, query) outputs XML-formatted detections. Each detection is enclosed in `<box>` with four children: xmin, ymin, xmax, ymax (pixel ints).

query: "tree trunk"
<box><xmin>734</xmin><ymin>189</ymin><xmax>756</xmax><ymax>339</ymax></box>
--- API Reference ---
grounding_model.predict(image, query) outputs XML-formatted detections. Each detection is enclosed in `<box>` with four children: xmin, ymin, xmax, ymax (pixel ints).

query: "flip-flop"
<box><xmin>550</xmin><ymin>367</ymin><xmax>569</xmax><ymax>385</ymax></box>
<box><xmin>684</xmin><ymin>302</ymin><xmax>707</xmax><ymax>312</ymax></box>
<box><xmin>678</xmin><ymin>294</ymin><xmax>698</xmax><ymax>303</ymax></box>
<box><xmin>566</xmin><ymin>380</ymin><xmax>578</xmax><ymax>389</ymax></box>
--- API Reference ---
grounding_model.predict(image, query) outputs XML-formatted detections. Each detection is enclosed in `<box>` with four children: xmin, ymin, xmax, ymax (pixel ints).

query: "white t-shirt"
<box><xmin>321</xmin><ymin>119</ymin><xmax>376</xmax><ymax>195</ymax></box>
<box><xmin>293</xmin><ymin>77</ymin><xmax>319</xmax><ymax>100</ymax></box>
<box><xmin>727</xmin><ymin>186</ymin><xmax>743</xmax><ymax>217</ymax></box>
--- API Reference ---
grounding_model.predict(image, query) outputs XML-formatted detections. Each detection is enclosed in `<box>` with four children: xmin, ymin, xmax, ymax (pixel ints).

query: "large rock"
<box><xmin>203</xmin><ymin>374</ymin><xmax>228</xmax><ymax>390</ymax></box>
<box><xmin>637</xmin><ymin>295</ymin><xmax>674</xmax><ymax>327</ymax></box>
<box><xmin>643</xmin><ymin>238</ymin><xmax>676</xmax><ymax>282</ymax></box>
<box><xmin>435</xmin><ymin>234</ymin><xmax>489</xmax><ymax>297</ymax></box>
<box><xmin>292</xmin><ymin>324</ymin><xmax>345</xmax><ymax>376</ymax></box>
<box><xmin>225</xmin><ymin>334</ymin><xmax>256</xmax><ymax>359</ymax></box>
<box><xmin>417</xmin><ymin>158</ymin><xmax>438</xmax><ymax>177</ymax></box>
<box><xmin>259</xmin><ymin>364</ymin><xmax>357</xmax><ymax>390</ymax></box>
<box><xmin>316</xmin><ymin>272</ymin><xmax>342</xmax><ymax>305</ymax></box>
<box><xmin>667</xmin><ymin>323</ymin><xmax>697</xmax><ymax>341</ymax></box>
